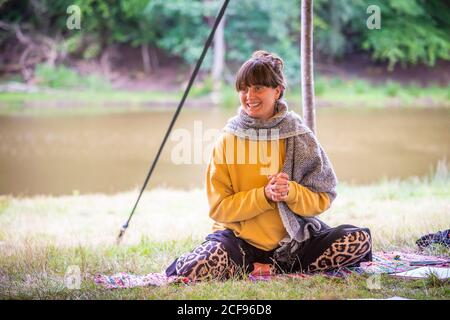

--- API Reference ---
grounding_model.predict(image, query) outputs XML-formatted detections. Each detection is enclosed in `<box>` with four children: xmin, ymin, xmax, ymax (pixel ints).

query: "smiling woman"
<box><xmin>164</xmin><ymin>50</ymin><xmax>373</xmax><ymax>282</ymax></box>
<box><xmin>236</xmin><ymin>51</ymin><xmax>285</xmax><ymax>121</ymax></box>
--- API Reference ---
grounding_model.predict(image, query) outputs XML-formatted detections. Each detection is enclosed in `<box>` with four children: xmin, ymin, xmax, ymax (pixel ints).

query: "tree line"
<box><xmin>0</xmin><ymin>0</ymin><xmax>449</xmax><ymax>84</ymax></box>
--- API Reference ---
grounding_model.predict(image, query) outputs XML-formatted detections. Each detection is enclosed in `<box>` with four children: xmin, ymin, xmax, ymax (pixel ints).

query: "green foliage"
<box><xmin>82</xmin><ymin>42</ymin><xmax>101</xmax><ymax>60</ymax></box>
<box><xmin>361</xmin><ymin>0</ymin><xmax>450</xmax><ymax>70</ymax></box>
<box><xmin>73</xmin><ymin>0</ymin><xmax>157</xmax><ymax>46</ymax></box>
<box><xmin>314</xmin><ymin>0</ymin><xmax>367</xmax><ymax>59</ymax></box>
<box><xmin>220</xmin><ymin>85</ymin><xmax>240</xmax><ymax>109</ymax></box>
<box><xmin>0</xmin><ymin>0</ymin><xmax>448</xmax><ymax>77</ymax></box>
<box><xmin>225</xmin><ymin>0</ymin><xmax>301</xmax><ymax>84</ymax></box>
<box><xmin>405</xmin><ymin>82</ymin><xmax>421</xmax><ymax>97</ymax></box>
<box><xmin>62</xmin><ymin>34</ymin><xmax>84</xmax><ymax>54</ymax></box>
<box><xmin>190</xmin><ymin>76</ymin><xmax>214</xmax><ymax>97</ymax></box>
<box><xmin>363</xmin><ymin>21</ymin><xmax>450</xmax><ymax>70</ymax></box>
<box><xmin>144</xmin><ymin>0</ymin><xmax>212</xmax><ymax>67</ymax></box>
<box><xmin>314</xmin><ymin>77</ymin><xmax>327</xmax><ymax>97</ymax></box>
<box><xmin>385</xmin><ymin>80</ymin><xmax>401</xmax><ymax>97</ymax></box>
<box><xmin>34</xmin><ymin>63</ymin><xmax>111</xmax><ymax>90</ymax></box>
<box><xmin>314</xmin><ymin>0</ymin><xmax>450</xmax><ymax>69</ymax></box>
<box><xmin>352</xmin><ymin>79</ymin><xmax>370</xmax><ymax>94</ymax></box>
<box><xmin>35</xmin><ymin>63</ymin><xmax>79</xmax><ymax>88</ymax></box>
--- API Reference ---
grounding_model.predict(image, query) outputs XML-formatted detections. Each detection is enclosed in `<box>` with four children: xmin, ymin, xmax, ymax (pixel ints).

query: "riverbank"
<box><xmin>0</xmin><ymin>77</ymin><xmax>449</xmax><ymax>116</ymax></box>
<box><xmin>0</xmin><ymin>166</ymin><xmax>448</xmax><ymax>299</ymax></box>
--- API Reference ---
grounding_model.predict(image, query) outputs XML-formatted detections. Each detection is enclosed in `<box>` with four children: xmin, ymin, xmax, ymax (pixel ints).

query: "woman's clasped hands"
<box><xmin>264</xmin><ymin>172</ymin><xmax>290</xmax><ymax>202</ymax></box>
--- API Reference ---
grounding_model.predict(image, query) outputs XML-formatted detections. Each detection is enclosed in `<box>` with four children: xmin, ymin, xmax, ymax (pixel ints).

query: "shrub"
<box><xmin>34</xmin><ymin>63</ymin><xmax>111</xmax><ymax>90</ymax></box>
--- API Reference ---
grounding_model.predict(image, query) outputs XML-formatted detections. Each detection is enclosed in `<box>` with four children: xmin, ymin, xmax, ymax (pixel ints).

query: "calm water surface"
<box><xmin>0</xmin><ymin>107</ymin><xmax>449</xmax><ymax>196</ymax></box>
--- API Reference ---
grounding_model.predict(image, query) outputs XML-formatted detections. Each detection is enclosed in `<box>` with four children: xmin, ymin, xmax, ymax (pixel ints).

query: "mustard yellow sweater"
<box><xmin>206</xmin><ymin>133</ymin><xmax>331</xmax><ymax>251</ymax></box>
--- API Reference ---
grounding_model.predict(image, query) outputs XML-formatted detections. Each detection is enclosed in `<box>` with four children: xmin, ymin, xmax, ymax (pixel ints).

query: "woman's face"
<box><xmin>239</xmin><ymin>84</ymin><xmax>281</xmax><ymax>120</ymax></box>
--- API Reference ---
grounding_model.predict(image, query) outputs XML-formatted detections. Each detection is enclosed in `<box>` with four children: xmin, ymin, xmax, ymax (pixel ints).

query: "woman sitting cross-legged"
<box><xmin>165</xmin><ymin>50</ymin><xmax>372</xmax><ymax>281</ymax></box>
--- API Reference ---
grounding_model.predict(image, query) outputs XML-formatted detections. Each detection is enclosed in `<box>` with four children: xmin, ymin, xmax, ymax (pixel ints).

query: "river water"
<box><xmin>0</xmin><ymin>106</ymin><xmax>449</xmax><ymax>196</ymax></box>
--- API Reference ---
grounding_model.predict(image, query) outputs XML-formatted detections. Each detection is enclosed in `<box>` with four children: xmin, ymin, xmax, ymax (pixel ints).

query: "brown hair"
<box><xmin>235</xmin><ymin>50</ymin><xmax>286</xmax><ymax>99</ymax></box>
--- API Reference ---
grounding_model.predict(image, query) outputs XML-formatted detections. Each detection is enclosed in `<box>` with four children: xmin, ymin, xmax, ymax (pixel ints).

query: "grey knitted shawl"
<box><xmin>223</xmin><ymin>100</ymin><xmax>338</xmax><ymax>263</ymax></box>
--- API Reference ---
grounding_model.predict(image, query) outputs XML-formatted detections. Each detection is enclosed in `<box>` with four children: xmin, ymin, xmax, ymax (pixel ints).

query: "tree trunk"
<box><xmin>301</xmin><ymin>0</ymin><xmax>316</xmax><ymax>134</ymax></box>
<box><xmin>149</xmin><ymin>46</ymin><xmax>159</xmax><ymax>70</ymax></box>
<box><xmin>141</xmin><ymin>43</ymin><xmax>152</xmax><ymax>74</ymax></box>
<box><xmin>211</xmin><ymin>13</ymin><xmax>226</xmax><ymax>84</ymax></box>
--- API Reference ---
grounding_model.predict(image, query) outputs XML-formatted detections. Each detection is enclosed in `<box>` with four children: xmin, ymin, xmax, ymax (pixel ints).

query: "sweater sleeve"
<box><xmin>284</xmin><ymin>181</ymin><xmax>331</xmax><ymax>217</ymax></box>
<box><xmin>205</xmin><ymin>136</ymin><xmax>275</xmax><ymax>223</ymax></box>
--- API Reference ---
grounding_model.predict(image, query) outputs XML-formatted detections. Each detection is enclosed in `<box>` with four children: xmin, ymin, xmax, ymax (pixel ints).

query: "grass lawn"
<box><xmin>0</xmin><ymin>166</ymin><xmax>449</xmax><ymax>299</ymax></box>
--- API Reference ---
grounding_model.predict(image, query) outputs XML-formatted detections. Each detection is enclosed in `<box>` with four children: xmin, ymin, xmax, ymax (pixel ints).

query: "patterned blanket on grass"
<box><xmin>348</xmin><ymin>251</ymin><xmax>449</xmax><ymax>275</ymax></box>
<box><xmin>94</xmin><ymin>251</ymin><xmax>450</xmax><ymax>289</ymax></box>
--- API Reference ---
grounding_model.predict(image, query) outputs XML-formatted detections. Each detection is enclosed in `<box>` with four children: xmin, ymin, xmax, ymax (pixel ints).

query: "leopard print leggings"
<box><xmin>174</xmin><ymin>230</ymin><xmax>371</xmax><ymax>281</ymax></box>
<box><xmin>306</xmin><ymin>230</ymin><xmax>371</xmax><ymax>272</ymax></box>
<box><xmin>175</xmin><ymin>241</ymin><xmax>238</xmax><ymax>281</ymax></box>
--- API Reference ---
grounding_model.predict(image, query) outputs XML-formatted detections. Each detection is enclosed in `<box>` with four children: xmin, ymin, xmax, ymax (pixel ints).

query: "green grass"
<box><xmin>0</xmin><ymin>165</ymin><xmax>449</xmax><ymax>299</ymax></box>
<box><xmin>283</xmin><ymin>77</ymin><xmax>450</xmax><ymax>110</ymax></box>
<box><xmin>0</xmin><ymin>76</ymin><xmax>448</xmax><ymax>116</ymax></box>
<box><xmin>0</xmin><ymin>90</ymin><xmax>184</xmax><ymax>116</ymax></box>
<box><xmin>0</xmin><ymin>90</ymin><xmax>182</xmax><ymax>105</ymax></box>
<box><xmin>34</xmin><ymin>63</ymin><xmax>112</xmax><ymax>91</ymax></box>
